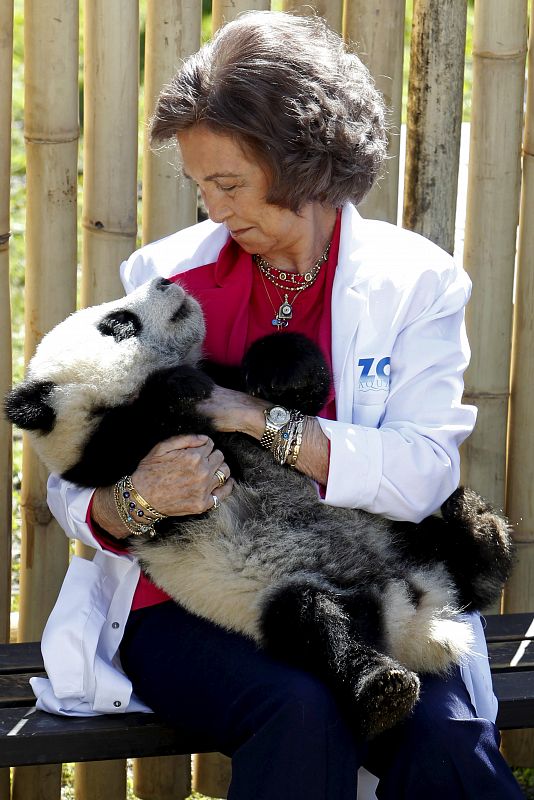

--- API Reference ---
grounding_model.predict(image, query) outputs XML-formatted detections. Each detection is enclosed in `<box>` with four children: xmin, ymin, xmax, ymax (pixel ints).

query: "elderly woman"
<box><xmin>39</xmin><ymin>11</ymin><xmax>521</xmax><ymax>800</ymax></box>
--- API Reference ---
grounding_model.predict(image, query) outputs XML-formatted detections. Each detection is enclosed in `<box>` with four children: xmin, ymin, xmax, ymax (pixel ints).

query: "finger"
<box><xmin>207</xmin><ymin>478</ymin><xmax>234</xmax><ymax>510</ymax></box>
<box><xmin>207</xmin><ymin>448</ymin><xmax>225</xmax><ymax>471</ymax></box>
<box><xmin>141</xmin><ymin>436</ymin><xmax>214</xmax><ymax>464</ymax></box>
<box><xmin>148</xmin><ymin>435</ymin><xmax>213</xmax><ymax>457</ymax></box>
<box><xmin>165</xmin><ymin>434</ymin><xmax>213</xmax><ymax>451</ymax></box>
<box><xmin>211</xmin><ymin>464</ymin><xmax>231</xmax><ymax>491</ymax></box>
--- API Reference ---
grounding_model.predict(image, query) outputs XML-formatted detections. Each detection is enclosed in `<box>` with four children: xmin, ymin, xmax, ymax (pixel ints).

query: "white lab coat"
<box><xmin>33</xmin><ymin>204</ymin><xmax>497</xmax><ymax>736</ymax></box>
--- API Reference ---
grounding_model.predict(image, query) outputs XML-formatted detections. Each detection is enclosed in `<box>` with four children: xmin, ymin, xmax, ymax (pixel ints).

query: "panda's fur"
<box><xmin>5</xmin><ymin>276</ymin><xmax>514</xmax><ymax>739</ymax></box>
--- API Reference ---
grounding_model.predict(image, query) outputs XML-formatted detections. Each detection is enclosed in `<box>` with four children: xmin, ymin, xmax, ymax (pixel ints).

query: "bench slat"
<box><xmin>0</xmin><ymin>673</ymin><xmax>45</xmax><ymax>708</ymax></box>
<box><xmin>494</xmin><ymin>670</ymin><xmax>534</xmax><ymax>730</ymax></box>
<box><xmin>0</xmin><ymin>708</ymin><xmax>191</xmax><ymax>768</ymax></box>
<box><xmin>483</xmin><ymin>613</ymin><xmax>534</xmax><ymax>643</ymax></box>
<box><xmin>487</xmin><ymin>640</ymin><xmax>534</xmax><ymax>672</ymax></box>
<box><xmin>0</xmin><ymin>642</ymin><xmax>43</xmax><ymax>675</ymax></box>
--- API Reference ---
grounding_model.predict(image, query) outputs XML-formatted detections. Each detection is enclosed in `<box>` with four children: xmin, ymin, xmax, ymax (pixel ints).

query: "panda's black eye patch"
<box><xmin>97</xmin><ymin>310</ymin><xmax>142</xmax><ymax>342</ymax></box>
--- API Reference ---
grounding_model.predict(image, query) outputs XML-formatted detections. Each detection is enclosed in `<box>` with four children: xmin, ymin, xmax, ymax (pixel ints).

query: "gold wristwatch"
<box><xmin>260</xmin><ymin>406</ymin><xmax>291</xmax><ymax>450</ymax></box>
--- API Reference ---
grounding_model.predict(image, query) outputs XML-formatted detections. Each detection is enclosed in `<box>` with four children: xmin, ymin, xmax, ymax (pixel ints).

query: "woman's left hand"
<box><xmin>200</xmin><ymin>384</ymin><xmax>330</xmax><ymax>485</ymax></box>
<box><xmin>198</xmin><ymin>384</ymin><xmax>269</xmax><ymax>439</ymax></box>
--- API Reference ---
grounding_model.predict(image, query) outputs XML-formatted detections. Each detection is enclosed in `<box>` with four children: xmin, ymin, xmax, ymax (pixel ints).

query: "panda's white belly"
<box><xmin>135</xmin><ymin>533</ymin><xmax>270</xmax><ymax>641</ymax></box>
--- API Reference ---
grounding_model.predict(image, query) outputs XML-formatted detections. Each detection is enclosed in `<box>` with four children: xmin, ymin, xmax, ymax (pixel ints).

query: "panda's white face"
<box><xmin>6</xmin><ymin>277</ymin><xmax>206</xmax><ymax>474</ymax></box>
<box><xmin>29</xmin><ymin>277</ymin><xmax>204</xmax><ymax>395</ymax></box>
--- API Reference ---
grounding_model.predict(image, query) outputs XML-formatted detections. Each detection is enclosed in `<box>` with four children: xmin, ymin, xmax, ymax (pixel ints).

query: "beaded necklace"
<box><xmin>253</xmin><ymin>240</ymin><xmax>331</xmax><ymax>328</ymax></box>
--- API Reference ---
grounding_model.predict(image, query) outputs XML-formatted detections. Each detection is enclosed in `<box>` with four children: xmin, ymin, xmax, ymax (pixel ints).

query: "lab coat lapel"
<box><xmin>331</xmin><ymin>205</ymin><xmax>368</xmax><ymax>422</ymax></box>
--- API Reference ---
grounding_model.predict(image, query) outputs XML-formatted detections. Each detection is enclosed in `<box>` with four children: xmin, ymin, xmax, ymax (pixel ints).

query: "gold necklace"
<box><xmin>257</xmin><ymin>266</ymin><xmax>306</xmax><ymax>330</ymax></box>
<box><xmin>253</xmin><ymin>240</ymin><xmax>331</xmax><ymax>328</ymax></box>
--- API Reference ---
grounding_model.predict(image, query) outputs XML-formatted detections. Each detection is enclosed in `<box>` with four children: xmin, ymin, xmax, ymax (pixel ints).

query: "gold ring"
<box><xmin>214</xmin><ymin>469</ymin><xmax>226</xmax><ymax>487</ymax></box>
<box><xmin>211</xmin><ymin>494</ymin><xmax>220</xmax><ymax>510</ymax></box>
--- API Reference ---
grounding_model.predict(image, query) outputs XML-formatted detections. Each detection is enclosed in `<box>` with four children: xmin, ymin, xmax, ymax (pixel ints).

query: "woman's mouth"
<box><xmin>230</xmin><ymin>227</ymin><xmax>253</xmax><ymax>238</ymax></box>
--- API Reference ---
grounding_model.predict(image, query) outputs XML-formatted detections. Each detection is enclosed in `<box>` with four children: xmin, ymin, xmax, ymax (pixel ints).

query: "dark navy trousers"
<box><xmin>119</xmin><ymin>600</ymin><xmax>523</xmax><ymax>799</ymax></box>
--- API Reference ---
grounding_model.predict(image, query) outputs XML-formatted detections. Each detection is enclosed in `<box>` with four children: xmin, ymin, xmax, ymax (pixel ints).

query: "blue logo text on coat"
<box><xmin>357</xmin><ymin>357</ymin><xmax>391</xmax><ymax>392</ymax></box>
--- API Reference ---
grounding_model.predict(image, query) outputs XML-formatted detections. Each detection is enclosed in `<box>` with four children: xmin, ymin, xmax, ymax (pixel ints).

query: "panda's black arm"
<box><xmin>62</xmin><ymin>365</ymin><xmax>219</xmax><ymax>488</ymax></box>
<box><xmin>200</xmin><ymin>360</ymin><xmax>246</xmax><ymax>392</ymax></box>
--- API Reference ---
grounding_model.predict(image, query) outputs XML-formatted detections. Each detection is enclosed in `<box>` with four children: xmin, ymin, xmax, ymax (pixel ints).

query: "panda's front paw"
<box><xmin>242</xmin><ymin>333</ymin><xmax>331</xmax><ymax>414</ymax></box>
<box><xmin>142</xmin><ymin>366</ymin><xmax>214</xmax><ymax>407</ymax></box>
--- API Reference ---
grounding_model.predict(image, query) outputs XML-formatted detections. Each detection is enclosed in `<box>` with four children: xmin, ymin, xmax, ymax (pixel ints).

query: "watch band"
<box><xmin>260</xmin><ymin>412</ymin><xmax>282</xmax><ymax>450</ymax></box>
<box><xmin>260</xmin><ymin>406</ymin><xmax>291</xmax><ymax>450</ymax></box>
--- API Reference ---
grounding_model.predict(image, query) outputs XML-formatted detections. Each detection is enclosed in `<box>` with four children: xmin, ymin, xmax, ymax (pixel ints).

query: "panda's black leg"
<box><xmin>259</xmin><ymin>577</ymin><xmax>420</xmax><ymax>740</ymax></box>
<box><xmin>392</xmin><ymin>486</ymin><xmax>513</xmax><ymax>612</ymax></box>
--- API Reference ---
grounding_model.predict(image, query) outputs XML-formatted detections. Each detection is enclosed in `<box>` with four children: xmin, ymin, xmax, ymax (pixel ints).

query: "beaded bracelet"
<box><xmin>113</xmin><ymin>475</ymin><xmax>167</xmax><ymax>538</ymax></box>
<box><xmin>119</xmin><ymin>475</ymin><xmax>166</xmax><ymax>522</ymax></box>
<box><xmin>272</xmin><ymin>411</ymin><xmax>305</xmax><ymax>466</ymax></box>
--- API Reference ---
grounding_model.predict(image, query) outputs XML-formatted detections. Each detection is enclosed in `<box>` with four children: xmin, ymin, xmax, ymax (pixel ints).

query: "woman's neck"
<box><xmin>259</xmin><ymin>205</ymin><xmax>338</xmax><ymax>274</ymax></box>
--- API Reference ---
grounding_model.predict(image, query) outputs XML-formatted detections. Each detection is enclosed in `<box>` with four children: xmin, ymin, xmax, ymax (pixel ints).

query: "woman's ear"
<box><xmin>4</xmin><ymin>380</ymin><xmax>57</xmax><ymax>432</ymax></box>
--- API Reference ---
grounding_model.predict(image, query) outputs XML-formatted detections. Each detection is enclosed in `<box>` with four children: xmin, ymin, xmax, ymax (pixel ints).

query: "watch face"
<box><xmin>269</xmin><ymin>406</ymin><xmax>291</xmax><ymax>426</ymax></box>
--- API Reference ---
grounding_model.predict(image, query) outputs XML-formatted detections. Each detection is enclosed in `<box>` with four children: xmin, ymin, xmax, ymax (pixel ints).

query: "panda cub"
<box><xmin>5</xmin><ymin>276</ymin><xmax>514</xmax><ymax>739</ymax></box>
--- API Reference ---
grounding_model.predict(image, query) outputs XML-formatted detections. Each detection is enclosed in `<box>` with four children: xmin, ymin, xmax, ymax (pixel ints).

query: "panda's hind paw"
<box><xmin>351</xmin><ymin>663</ymin><xmax>420</xmax><ymax>740</ymax></box>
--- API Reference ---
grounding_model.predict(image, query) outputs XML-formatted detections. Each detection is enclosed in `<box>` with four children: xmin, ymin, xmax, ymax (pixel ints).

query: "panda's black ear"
<box><xmin>4</xmin><ymin>380</ymin><xmax>57</xmax><ymax>432</ymax></box>
<box><xmin>97</xmin><ymin>310</ymin><xmax>142</xmax><ymax>342</ymax></box>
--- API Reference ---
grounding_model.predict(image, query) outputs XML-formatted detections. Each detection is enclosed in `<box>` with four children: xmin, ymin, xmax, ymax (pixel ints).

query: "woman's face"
<box><xmin>176</xmin><ymin>125</ymin><xmax>302</xmax><ymax>259</ymax></box>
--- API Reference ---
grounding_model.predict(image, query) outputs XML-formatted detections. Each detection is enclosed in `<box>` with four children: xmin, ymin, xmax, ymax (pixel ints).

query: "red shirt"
<box><xmin>92</xmin><ymin>211</ymin><xmax>341</xmax><ymax>609</ymax></box>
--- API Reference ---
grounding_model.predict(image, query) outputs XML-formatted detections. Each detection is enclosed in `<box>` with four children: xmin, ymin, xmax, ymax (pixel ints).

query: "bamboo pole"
<box><xmin>137</xmin><ymin>0</ymin><xmax>197</xmax><ymax>706</ymax></box>
<box><xmin>75</xmin><ymin>6</ymin><xmax>139</xmax><ymax>798</ymax></box>
<box><xmin>12</xmin><ymin>6</ymin><xmax>79</xmax><ymax>799</ymax></box>
<box><xmin>193</xmin><ymin>752</ymin><xmax>232</xmax><ymax>799</ymax></box>
<box><xmin>212</xmin><ymin>0</ymin><xmax>271</xmax><ymax>32</ymax></box>
<box><xmin>133</xmin><ymin>755</ymin><xmax>191</xmax><ymax>800</ymax></box>
<box><xmin>502</xmin><ymin>0</ymin><xmax>534</xmax><ymax>767</ymax></box>
<box><xmin>142</xmin><ymin>0</ymin><xmax>201</xmax><ymax>245</ymax></box>
<box><xmin>402</xmin><ymin>0</ymin><xmax>467</xmax><ymax>254</ymax></box>
<box><xmin>281</xmin><ymin>1</ymin><xmax>343</xmax><ymax>34</ymax></box>
<box><xmin>18</xmin><ymin>0</ymin><xmax>78</xmax><ymax>663</ymax></box>
<box><xmin>461</xmin><ymin>0</ymin><xmax>528</xmax><ymax>512</ymax></box>
<box><xmin>81</xmin><ymin>0</ymin><xmax>139</xmax><ymax>308</ymax></box>
<box><xmin>0</xmin><ymin>13</ymin><xmax>13</xmax><ymax>800</ymax></box>
<box><xmin>344</xmin><ymin>0</ymin><xmax>405</xmax><ymax>224</ymax></box>
<box><xmin>75</xmin><ymin>761</ymin><xmax>126</xmax><ymax>800</ymax></box>
<box><xmin>12</xmin><ymin>764</ymin><xmax>61</xmax><ymax>800</ymax></box>
<box><xmin>0</xmin><ymin>0</ymin><xmax>13</xmax><ymax>651</ymax></box>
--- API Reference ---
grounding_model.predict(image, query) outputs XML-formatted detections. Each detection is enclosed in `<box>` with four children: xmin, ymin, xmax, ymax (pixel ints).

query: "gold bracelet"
<box><xmin>288</xmin><ymin>416</ymin><xmax>305</xmax><ymax>467</ymax></box>
<box><xmin>272</xmin><ymin>411</ymin><xmax>304</xmax><ymax>466</ymax></box>
<box><xmin>113</xmin><ymin>478</ymin><xmax>160</xmax><ymax>538</ymax></box>
<box><xmin>119</xmin><ymin>475</ymin><xmax>167</xmax><ymax>521</ymax></box>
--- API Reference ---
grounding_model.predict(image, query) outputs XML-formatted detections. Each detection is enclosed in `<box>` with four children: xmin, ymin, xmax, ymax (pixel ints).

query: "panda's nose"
<box><xmin>156</xmin><ymin>278</ymin><xmax>173</xmax><ymax>291</ymax></box>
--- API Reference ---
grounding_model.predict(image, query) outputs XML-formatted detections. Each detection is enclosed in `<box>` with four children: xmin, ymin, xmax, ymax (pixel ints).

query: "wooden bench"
<box><xmin>1</xmin><ymin>613</ymin><xmax>533</xmax><ymax>768</ymax></box>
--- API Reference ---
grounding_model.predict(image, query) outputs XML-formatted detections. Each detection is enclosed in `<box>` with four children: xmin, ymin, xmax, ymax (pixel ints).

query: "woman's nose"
<box><xmin>202</xmin><ymin>187</ymin><xmax>230</xmax><ymax>224</ymax></box>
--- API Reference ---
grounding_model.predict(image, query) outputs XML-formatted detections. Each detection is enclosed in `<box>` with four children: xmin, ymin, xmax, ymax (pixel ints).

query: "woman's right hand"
<box><xmin>91</xmin><ymin>434</ymin><xmax>234</xmax><ymax>539</ymax></box>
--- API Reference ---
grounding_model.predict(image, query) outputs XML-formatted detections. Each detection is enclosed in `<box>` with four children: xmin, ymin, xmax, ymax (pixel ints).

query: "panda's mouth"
<box><xmin>170</xmin><ymin>297</ymin><xmax>193</xmax><ymax>324</ymax></box>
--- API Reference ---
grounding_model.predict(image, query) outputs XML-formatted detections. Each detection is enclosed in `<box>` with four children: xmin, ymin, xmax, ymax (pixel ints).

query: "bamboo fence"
<box><xmin>0</xmin><ymin>0</ymin><xmax>13</xmax><ymax>652</ymax></box>
<box><xmin>461</xmin><ymin>1</ymin><xmax>528</xmax><ymax>511</ymax></box>
<box><xmin>0</xmin><ymin>16</ymin><xmax>14</xmax><ymax>800</ymax></box>
<box><xmin>3</xmin><ymin>2</ymin><xmax>534</xmax><ymax>799</ymax></box>
<box><xmin>403</xmin><ymin>0</ymin><xmax>468</xmax><ymax>254</ymax></box>
<box><xmin>344</xmin><ymin>0</ymin><xmax>405</xmax><ymax>224</ymax></box>
<box><xmin>11</xmin><ymin>2</ymin><xmax>79</xmax><ymax>800</ymax></box>
<box><xmin>503</xmin><ymin>2</ymin><xmax>534</xmax><ymax>766</ymax></box>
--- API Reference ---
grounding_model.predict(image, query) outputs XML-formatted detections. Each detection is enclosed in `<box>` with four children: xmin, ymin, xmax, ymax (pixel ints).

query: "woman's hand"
<box><xmin>91</xmin><ymin>434</ymin><xmax>234</xmax><ymax>540</ymax></box>
<box><xmin>198</xmin><ymin>385</ymin><xmax>269</xmax><ymax>438</ymax></box>
<box><xmin>199</xmin><ymin>385</ymin><xmax>330</xmax><ymax>486</ymax></box>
